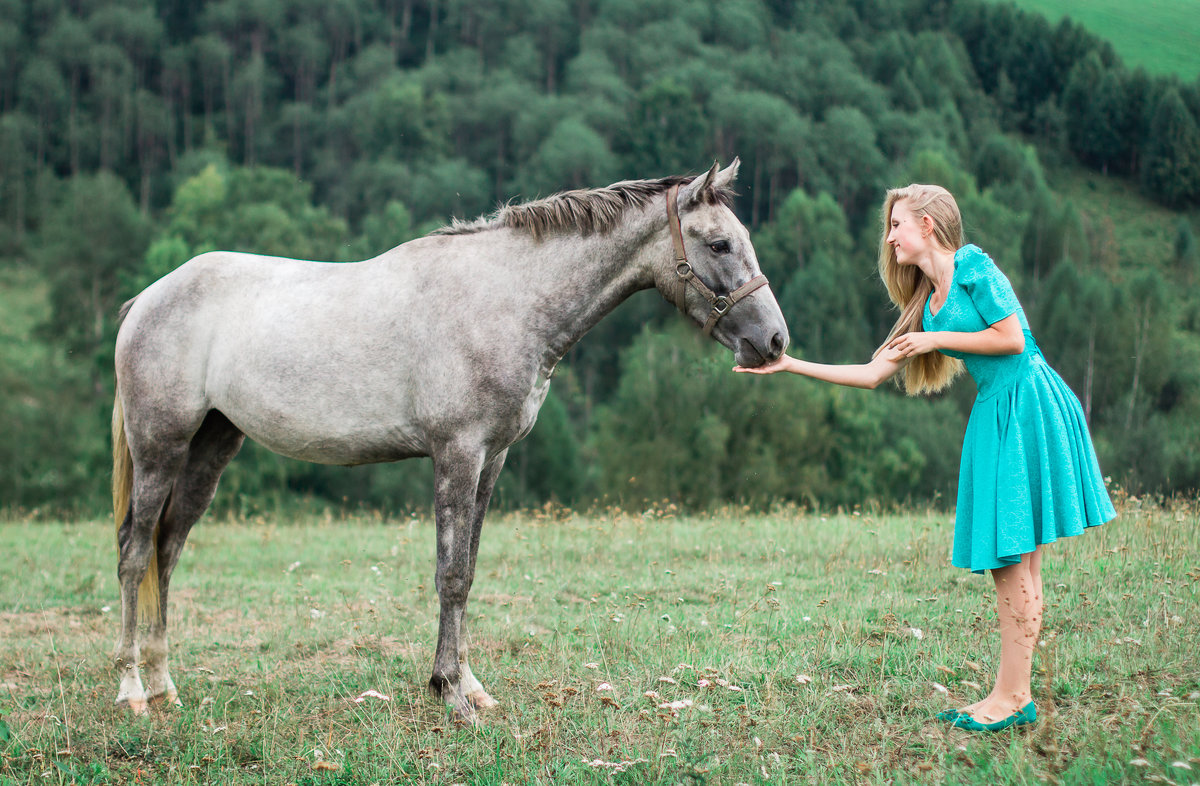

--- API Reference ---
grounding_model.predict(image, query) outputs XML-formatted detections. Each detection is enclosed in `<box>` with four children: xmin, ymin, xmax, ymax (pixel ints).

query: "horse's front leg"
<box><xmin>429</xmin><ymin>444</ymin><xmax>486</xmax><ymax>723</ymax></box>
<box><xmin>458</xmin><ymin>448</ymin><xmax>507</xmax><ymax>711</ymax></box>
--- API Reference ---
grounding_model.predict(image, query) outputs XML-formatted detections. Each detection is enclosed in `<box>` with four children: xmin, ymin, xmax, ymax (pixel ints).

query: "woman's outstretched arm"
<box><xmin>734</xmin><ymin>346</ymin><xmax>910</xmax><ymax>390</ymax></box>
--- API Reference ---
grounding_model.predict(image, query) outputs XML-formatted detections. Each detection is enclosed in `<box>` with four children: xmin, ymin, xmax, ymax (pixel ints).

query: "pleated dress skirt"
<box><xmin>952</xmin><ymin>351</ymin><xmax>1117</xmax><ymax>573</ymax></box>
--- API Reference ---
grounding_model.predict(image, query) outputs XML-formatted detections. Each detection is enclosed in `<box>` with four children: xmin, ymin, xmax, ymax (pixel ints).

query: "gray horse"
<box><xmin>111</xmin><ymin>159</ymin><xmax>788</xmax><ymax>723</ymax></box>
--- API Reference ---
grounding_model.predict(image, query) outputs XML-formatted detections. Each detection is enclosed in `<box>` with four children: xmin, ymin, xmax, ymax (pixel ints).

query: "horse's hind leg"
<box><xmin>142</xmin><ymin>411</ymin><xmax>244</xmax><ymax>707</ymax></box>
<box><xmin>116</xmin><ymin>443</ymin><xmax>187</xmax><ymax>713</ymax></box>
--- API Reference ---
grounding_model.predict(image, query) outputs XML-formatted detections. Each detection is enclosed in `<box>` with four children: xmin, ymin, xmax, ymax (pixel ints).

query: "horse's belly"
<box><xmin>243</xmin><ymin>420</ymin><xmax>427</xmax><ymax>466</ymax></box>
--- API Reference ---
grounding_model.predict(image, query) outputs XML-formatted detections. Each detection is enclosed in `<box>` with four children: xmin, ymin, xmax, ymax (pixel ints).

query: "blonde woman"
<box><xmin>737</xmin><ymin>184</ymin><xmax>1116</xmax><ymax>731</ymax></box>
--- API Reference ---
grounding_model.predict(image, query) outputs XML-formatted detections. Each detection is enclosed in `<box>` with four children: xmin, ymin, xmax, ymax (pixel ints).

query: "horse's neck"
<box><xmin>522</xmin><ymin>218</ymin><xmax>661</xmax><ymax>376</ymax></box>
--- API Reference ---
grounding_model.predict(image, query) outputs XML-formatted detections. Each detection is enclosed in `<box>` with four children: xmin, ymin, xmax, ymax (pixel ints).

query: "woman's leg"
<box><xmin>961</xmin><ymin>546</ymin><xmax>1044</xmax><ymax>721</ymax></box>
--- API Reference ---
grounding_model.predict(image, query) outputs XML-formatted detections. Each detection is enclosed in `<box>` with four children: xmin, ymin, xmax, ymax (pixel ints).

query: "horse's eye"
<box><xmin>709</xmin><ymin>240</ymin><xmax>731</xmax><ymax>254</ymax></box>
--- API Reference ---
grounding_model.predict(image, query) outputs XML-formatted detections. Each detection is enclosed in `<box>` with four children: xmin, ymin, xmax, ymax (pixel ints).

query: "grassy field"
<box><xmin>1000</xmin><ymin>0</ymin><xmax>1200</xmax><ymax>80</ymax></box>
<box><xmin>1</xmin><ymin>502</ymin><xmax>1197</xmax><ymax>785</ymax></box>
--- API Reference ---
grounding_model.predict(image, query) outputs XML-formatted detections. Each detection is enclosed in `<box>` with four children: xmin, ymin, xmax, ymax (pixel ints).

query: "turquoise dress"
<box><xmin>923</xmin><ymin>245</ymin><xmax>1116</xmax><ymax>573</ymax></box>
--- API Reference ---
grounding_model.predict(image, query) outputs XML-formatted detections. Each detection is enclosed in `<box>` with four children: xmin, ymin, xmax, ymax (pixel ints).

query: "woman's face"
<box><xmin>886</xmin><ymin>199</ymin><xmax>930</xmax><ymax>265</ymax></box>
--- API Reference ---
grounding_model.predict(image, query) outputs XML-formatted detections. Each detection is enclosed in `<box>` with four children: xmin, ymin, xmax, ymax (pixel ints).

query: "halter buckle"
<box><xmin>711</xmin><ymin>296</ymin><xmax>731</xmax><ymax>316</ymax></box>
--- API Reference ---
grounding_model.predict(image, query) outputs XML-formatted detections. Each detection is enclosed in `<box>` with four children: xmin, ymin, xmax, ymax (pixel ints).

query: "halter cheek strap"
<box><xmin>665</xmin><ymin>184</ymin><xmax>770</xmax><ymax>336</ymax></box>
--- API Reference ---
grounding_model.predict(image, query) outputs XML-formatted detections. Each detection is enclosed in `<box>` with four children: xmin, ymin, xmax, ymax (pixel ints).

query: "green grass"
<box><xmin>1000</xmin><ymin>0</ymin><xmax>1200</xmax><ymax>80</ymax></box>
<box><xmin>1</xmin><ymin>502</ymin><xmax>1197</xmax><ymax>784</ymax></box>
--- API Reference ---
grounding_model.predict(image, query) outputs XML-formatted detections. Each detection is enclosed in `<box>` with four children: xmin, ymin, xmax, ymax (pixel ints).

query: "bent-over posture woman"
<box><xmin>737</xmin><ymin>184</ymin><xmax>1116</xmax><ymax>731</ymax></box>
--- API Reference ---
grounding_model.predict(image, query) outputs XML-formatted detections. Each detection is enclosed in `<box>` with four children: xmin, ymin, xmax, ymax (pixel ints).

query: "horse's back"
<box><xmin>114</xmin><ymin>242</ymin><xmax>536</xmax><ymax>465</ymax></box>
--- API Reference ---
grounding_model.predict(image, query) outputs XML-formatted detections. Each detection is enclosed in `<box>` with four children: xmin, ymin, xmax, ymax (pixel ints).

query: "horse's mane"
<box><xmin>435</xmin><ymin>174</ymin><xmax>734</xmax><ymax>240</ymax></box>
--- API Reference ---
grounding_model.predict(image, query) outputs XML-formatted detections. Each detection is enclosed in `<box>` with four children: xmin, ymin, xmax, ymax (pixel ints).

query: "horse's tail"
<box><xmin>113</xmin><ymin>388</ymin><xmax>160</xmax><ymax>624</ymax></box>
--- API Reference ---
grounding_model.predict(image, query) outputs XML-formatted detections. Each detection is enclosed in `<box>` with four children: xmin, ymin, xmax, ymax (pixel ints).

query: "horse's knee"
<box><xmin>117</xmin><ymin>539</ymin><xmax>155</xmax><ymax>582</ymax></box>
<box><xmin>435</xmin><ymin>566</ymin><xmax>472</xmax><ymax>605</ymax></box>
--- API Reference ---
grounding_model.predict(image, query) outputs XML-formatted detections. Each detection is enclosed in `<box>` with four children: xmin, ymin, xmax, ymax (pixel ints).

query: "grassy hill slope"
<box><xmin>1000</xmin><ymin>0</ymin><xmax>1200</xmax><ymax>79</ymax></box>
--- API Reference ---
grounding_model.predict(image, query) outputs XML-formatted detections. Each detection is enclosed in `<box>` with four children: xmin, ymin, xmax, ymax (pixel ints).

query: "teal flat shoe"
<box><xmin>950</xmin><ymin>702</ymin><xmax>1036</xmax><ymax>732</ymax></box>
<box><xmin>935</xmin><ymin>708</ymin><xmax>966</xmax><ymax>723</ymax></box>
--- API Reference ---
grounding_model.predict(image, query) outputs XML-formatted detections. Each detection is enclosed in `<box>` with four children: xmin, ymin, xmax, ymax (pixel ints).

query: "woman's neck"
<box><xmin>917</xmin><ymin>247</ymin><xmax>957</xmax><ymax>292</ymax></box>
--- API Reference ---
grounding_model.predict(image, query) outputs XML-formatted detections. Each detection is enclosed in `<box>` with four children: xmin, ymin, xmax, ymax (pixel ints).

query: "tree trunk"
<box><xmin>426</xmin><ymin>0</ymin><xmax>439</xmax><ymax>63</ymax></box>
<box><xmin>1124</xmin><ymin>307</ymin><xmax>1147</xmax><ymax>431</ymax></box>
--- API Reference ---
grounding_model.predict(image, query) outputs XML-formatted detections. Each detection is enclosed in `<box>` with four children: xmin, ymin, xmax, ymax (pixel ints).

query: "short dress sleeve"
<box><xmin>957</xmin><ymin>245</ymin><xmax>1021</xmax><ymax>326</ymax></box>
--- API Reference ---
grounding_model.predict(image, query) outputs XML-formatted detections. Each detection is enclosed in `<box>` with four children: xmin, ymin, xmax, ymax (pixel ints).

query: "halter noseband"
<box><xmin>665</xmin><ymin>184</ymin><xmax>770</xmax><ymax>336</ymax></box>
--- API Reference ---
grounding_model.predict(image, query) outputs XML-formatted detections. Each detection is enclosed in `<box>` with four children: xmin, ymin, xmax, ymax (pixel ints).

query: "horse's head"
<box><xmin>658</xmin><ymin>160</ymin><xmax>789</xmax><ymax>368</ymax></box>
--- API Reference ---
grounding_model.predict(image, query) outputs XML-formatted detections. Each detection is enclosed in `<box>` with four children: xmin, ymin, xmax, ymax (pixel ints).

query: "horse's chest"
<box><xmin>514</xmin><ymin>374</ymin><xmax>551</xmax><ymax>443</ymax></box>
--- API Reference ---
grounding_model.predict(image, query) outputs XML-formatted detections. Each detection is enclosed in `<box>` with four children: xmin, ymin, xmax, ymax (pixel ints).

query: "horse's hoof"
<box><xmin>149</xmin><ymin>691</ymin><xmax>181</xmax><ymax>708</ymax></box>
<box><xmin>467</xmin><ymin>690</ymin><xmax>498</xmax><ymax>711</ymax></box>
<box><xmin>118</xmin><ymin>696</ymin><xmax>150</xmax><ymax>715</ymax></box>
<box><xmin>451</xmin><ymin>707</ymin><xmax>481</xmax><ymax>727</ymax></box>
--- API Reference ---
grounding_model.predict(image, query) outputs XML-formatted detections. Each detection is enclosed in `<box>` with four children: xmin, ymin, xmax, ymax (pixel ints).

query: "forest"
<box><xmin>2</xmin><ymin>0</ymin><xmax>1199</xmax><ymax>515</ymax></box>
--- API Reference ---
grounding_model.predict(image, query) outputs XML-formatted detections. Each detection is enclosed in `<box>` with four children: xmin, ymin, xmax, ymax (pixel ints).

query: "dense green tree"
<box><xmin>973</xmin><ymin>133</ymin><xmax>1040</xmax><ymax>193</ymax></box>
<box><xmin>33</xmin><ymin>172</ymin><xmax>150</xmax><ymax>395</ymax></box>
<box><xmin>1019</xmin><ymin>186</ymin><xmax>1086</xmax><ymax>289</ymax></box>
<box><xmin>0</xmin><ymin>268</ymin><xmax>109</xmax><ymax>510</ymax></box>
<box><xmin>1122</xmin><ymin>269</ymin><xmax>1170</xmax><ymax>431</ymax></box>
<box><xmin>755</xmin><ymin>189</ymin><xmax>873</xmax><ymax>362</ymax></box>
<box><xmin>16</xmin><ymin>56</ymin><xmax>68</xmax><ymax>170</ymax></box>
<box><xmin>709</xmin><ymin>88</ymin><xmax>810</xmax><ymax>223</ymax></box>
<box><xmin>591</xmin><ymin>323</ymin><xmax>963</xmax><ymax>509</ymax></box>
<box><xmin>1174</xmin><ymin>218</ymin><xmax>1199</xmax><ymax>284</ymax></box>
<box><xmin>1062</xmin><ymin>54</ymin><xmax>1130</xmax><ymax>173</ymax></box>
<box><xmin>812</xmin><ymin>106</ymin><xmax>887</xmax><ymax>219</ymax></box>
<box><xmin>513</xmin><ymin>116</ymin><xmax>617</xmax><ymax>196</ymax></box>
<box><xmin>1037</xmin><ymin>263</ymin><xmax>1116</xmax><ymax>424</ymax></box>
<box><xmin>0</xmin><ymin>112</ymin><xmax>35</xmax><ymax>246</ymax></box>
<box><xmin>146</xmin><ymin>163</ymin><xmax>349</xmax><ymax>269</ymax></box>
<box><xmin>1141</xmin><ymin>88</ymin><xmax>1200</xmax><ymax>207</ymax></box>
<box><xmin>0</xmin><ymin>8</ymin><xmax>21</xmax><ymax>112</ymax></box>
<box><xmin>620</xmin><ymin>79</ymin><xmax>709</xmax><ymax>178</ymax></box>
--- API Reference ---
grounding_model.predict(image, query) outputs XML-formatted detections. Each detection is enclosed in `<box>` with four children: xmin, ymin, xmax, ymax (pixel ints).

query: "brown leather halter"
<box><xmin>666</xmin><ymin>184</ymin><xmax>770</xmax><ymax>335</ymax></box>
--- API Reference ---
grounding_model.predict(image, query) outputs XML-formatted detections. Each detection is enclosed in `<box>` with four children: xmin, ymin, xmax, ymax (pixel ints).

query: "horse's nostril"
<box><xmin>769</xmin><ymin>332</ymin><xmax>785</xmax><ymax>359</ymax></box>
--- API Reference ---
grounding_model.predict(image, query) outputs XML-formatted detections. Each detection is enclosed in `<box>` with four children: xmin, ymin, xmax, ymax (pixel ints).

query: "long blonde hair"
<box><xmin>875</xmin><ymin>184</ymin><xmax>965</xmax><ymax>396</ymax></box>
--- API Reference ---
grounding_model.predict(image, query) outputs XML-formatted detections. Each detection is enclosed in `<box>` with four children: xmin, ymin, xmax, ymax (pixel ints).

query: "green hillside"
<box><xmin>1002</xmin><ymin>0</ymin><xmax>1200</xmax><ymax>79</ymax></box>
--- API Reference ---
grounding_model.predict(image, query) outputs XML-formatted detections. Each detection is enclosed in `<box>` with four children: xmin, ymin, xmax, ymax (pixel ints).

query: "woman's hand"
<box><xmin>733</xmin><ymin>355</ymin><xmax>794</xmax><ymax>374</ymax></box>
<box><xmin>886</xmin><ymin>331</ymin><xmax>941</xmax><ymax>358</ymax></box>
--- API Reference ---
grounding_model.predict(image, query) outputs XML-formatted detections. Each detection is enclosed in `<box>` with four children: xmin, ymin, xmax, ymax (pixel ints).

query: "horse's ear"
<box><xmin>714</xmin><ymin>157</ymin><xmax>740</xmax><ymax>190</ymax></box>
<box><xmin>678</xmin><ymin>161</ymin><xmax>721</xmax><ymax>206</ymax></box>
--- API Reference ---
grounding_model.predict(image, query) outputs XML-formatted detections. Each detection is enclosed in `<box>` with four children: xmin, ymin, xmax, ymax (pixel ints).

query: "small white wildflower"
<box><xmin>657</xmin><ymin>699</ymin><xmax>693</xmax><ymax>711</ymax></box>
<box><xmin>354</xmin><ymin>690</ymin><xmax>391</xmax><ymax>703</ymax></box>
